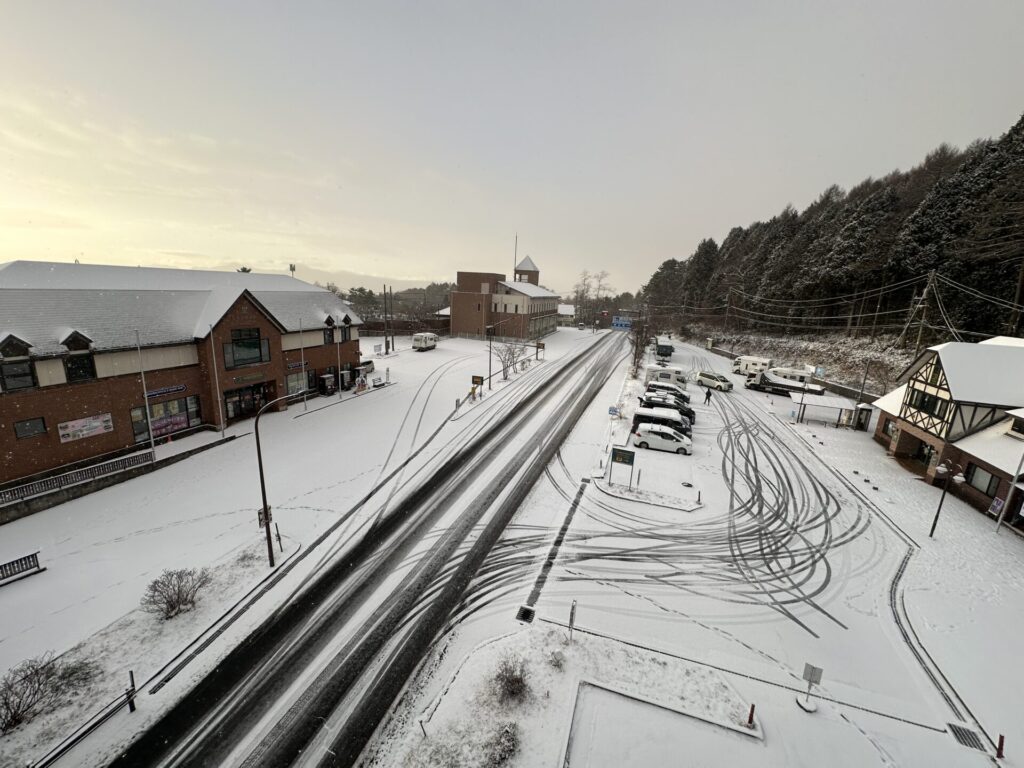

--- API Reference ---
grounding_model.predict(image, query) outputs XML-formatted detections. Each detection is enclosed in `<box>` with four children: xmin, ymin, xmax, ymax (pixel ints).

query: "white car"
<box><xmin>696</xmin><ymin>371</ymin><xmax>732</xmax><ymax>391</ymax></box>
<box><xmin>632</xmin><ymin>423</ymin><xmax>692</xmax><ymax>455</ymax></box>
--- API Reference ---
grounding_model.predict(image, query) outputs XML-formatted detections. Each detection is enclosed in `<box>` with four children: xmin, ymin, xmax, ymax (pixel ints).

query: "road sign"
<box><xmin>608</xmin><ymin>406</ymin><xmax>620</xmax><ymax>416</ymax></box>
<box><xmin>610</xmin><ymin>448</ymin><xmax>635</xmax><ymax>466</ymax></box>
<box><xmin>472</xmin><ymin>375</ymin><xmax>484</xmax><ymax>386</ymax></box>
<box><xmin>802</xmin><ymin>663</ymin><xmax>823</xmax><ymax>685</ymax></box>
<box><xmin>536</xmin><ymin>342</ymin><xmax>545</xmax><ymax>350</ymax></box>
<box><xmin>374</xmin><ymin>344</ymin><xmax>383</xmax><ymax>354</ymax></box>
<box><xmin>611</xmin><ymin>316</ymin><xmax>633</xmax><ymax>330</ymax></box>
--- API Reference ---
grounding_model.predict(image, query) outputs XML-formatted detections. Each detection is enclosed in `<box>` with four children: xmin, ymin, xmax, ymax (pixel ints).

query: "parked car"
<box><xmin>696</xmin><ymin>371</ymin><xmax>732</xmax><ymax>391</ymax></box>
<box><xmin>640</xmin><ymin>394</ymin><xmax>696</xmax><ymax>425</ymax></box>
<box><xmin>632</xmin><ymin>423</ymin><xmax>692</xmax><ymax>455</ymax></box>
<box><xmin>359</xmin><ymin>357</ymin><xmax>375</xmax><ymax>374</ymax></box>
<box><xmin>632</xmin><ymin>406</ymin><xmax>690</xmax><ymax>437</ymax></box>
<box><xmin>645</xmin><ymin>381</ymin><xmax>690</xmax><ymax>402</ymax></box>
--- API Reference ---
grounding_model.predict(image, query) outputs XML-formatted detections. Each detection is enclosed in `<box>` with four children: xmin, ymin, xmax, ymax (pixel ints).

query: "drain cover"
<box><xmin>515</xmin><ymin>605</ymin><xmax>536</xmax><ymax>623</ymax></box>
<box><xmin>948</xmin><ymin>724</ymin><xmax>985</xmax><ymax>751</ymax></box>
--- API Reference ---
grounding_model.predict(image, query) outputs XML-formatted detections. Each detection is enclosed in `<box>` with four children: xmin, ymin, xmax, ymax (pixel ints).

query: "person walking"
<box><xmin>704</xmin><ymin>386</ymin><xmax>713</xmax><ymax>405</ymax></box>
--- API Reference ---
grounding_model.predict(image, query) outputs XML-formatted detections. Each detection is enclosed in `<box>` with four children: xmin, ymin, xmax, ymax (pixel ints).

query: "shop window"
<box><xmin>286</xmin><ymin>371</ymin><xmax>306</xmax><ymax>395</ymax></box>
<box><xmin>14</xmin><ymin>417</ymin><xmax>46</xmax><ymax>439</ymax></box>
<box><xmin>224</xmin><ymin>328</ymin><xmax>271</xmax><ymax>369</ymax></box>
<box><xmin>0</xmin><ymin>360</ymin><xmax>36</xmax><ymax>392</ymax></box>
<box><xmin>131</xmin><ymin>396</ymin><xmax>201</xmax><ymax>443</ymax></box>
<box><xmin>965</xmin><ymin>463</ymin><xmax>1000</xmax><ymax>497</ymax></box>
<box><xmin>64</xmin><ymin>353</ymin><xmax>97</xmax><ymax>382</ymax></box>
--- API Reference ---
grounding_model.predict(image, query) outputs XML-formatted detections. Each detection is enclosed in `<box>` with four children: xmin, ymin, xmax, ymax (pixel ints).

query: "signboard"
<box><xmin>536</xmin><ymin>342</ymin><xmax>545</xmax><ymax>350</ymax></box>
<box><xmin>802</xmin><ymin>663</ymin><xmax>823</xmax><ymax>685</ymax></box>
<box><xmin>374</xmin><ymin>343</ymin><xmax>383</xmax><ymax>354</ymax></box>
<box><xmin>146</xmin><ymin>384</ymin><xmax>186</xmax><ymax>399</ymax></box>
<box><xmin>611</xmin><ymin>316</ymin><xmax>633</xmax><ymax>330</ymax></box>
<box><xmin>472</xmin><ymin>375</ymin><xmax>485</xmax><ymax>386</ymax></box>
<box><xmin>987</xmin><ymin>496</ymin><xmax>1005</xmax><ymax>518</ymax></box>
<box><xmin>608</xmin><ymin>406</ymin><xmax>619</xmax><ymax>416</ymax></box>
<box><xmin>610</xmin><ymin>448</ymin><xmax>635</xmax><ymax>466</ymax></box>
<box><xmin>286</xmin><ymin>360</ymin><xmax>308</xmax><ymax>370</ymax></box>
<box><xmin>58</xmin><ymin>413</ymin><xmax>114</xmax><ymax>444</ymax></box>
<box><xmin>233</xmin><ymin>372</ymin><xmax>265</xmax><ymax>384</ymax></box>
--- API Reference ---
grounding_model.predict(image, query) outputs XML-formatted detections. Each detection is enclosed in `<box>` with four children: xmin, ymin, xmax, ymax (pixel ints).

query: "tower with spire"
<box><xmin>514</xmin><ymin>256</ymin><xmax>540</xmax><ymax>286</ymax></box>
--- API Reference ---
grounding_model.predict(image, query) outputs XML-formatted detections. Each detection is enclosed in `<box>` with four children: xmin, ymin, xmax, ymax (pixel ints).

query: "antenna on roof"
<box><xmin>289</xmin><ymin>263</ymin><xmax>296</xmax><ymax>278</ymax></box>
<box><xmin>513</xmin><ymin>233</ymin><xmax>517</xmax><ymax>282</ymax></box>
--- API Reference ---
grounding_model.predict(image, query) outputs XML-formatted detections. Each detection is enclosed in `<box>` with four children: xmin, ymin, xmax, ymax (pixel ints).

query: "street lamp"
<box><xmin>254</xmin><ymin>390</ymin><xmax>307</xmax><ymax>566</ymax></box>
<box><xmin>930</xmin><ymin>460</ymin><xmax>965</xmax><ymax>538</ymax></box>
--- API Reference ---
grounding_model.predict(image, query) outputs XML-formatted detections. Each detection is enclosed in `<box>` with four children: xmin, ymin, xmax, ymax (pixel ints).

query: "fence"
<box><xmin>0</xmin><ymin>452</ymin><xmax>154</xmax><ymax>506</ymax></box>
<box><xmin>0</xmin><ymin>551</ymin><xmax>41</xmax><ymax>582</ymax></box>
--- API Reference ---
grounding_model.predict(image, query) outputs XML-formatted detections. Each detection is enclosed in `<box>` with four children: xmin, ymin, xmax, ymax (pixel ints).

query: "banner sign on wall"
<box><xmin>58</xmin><ymin>413</ymin><xmax>114</xmax><ymax>444</ymax></box>
<box><xmin>146</xmin><ymin>384</ymin><xmax>186</xmax><ymax>399</ymax></box>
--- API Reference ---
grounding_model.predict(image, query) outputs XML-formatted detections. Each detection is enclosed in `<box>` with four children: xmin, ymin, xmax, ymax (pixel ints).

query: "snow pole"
<box><xmin>569</xmin><ymin>600</ymin><xmax>577</xmax><ymax>645</ymax></box>
<box><xmin>747</xmin><ymin>704</ymin><xmax>755</xmax><ymax>728</ymax></box>
<box><xmin>997</xmin><ymin>734</ymin><xmax>1005</xmax><ymax>759</ymax></box>
<box><xmin>419</xmin><ymin>720</ymin><xmax>427</xmax><ymax>738</ymax></box>
<box><xmin>126</xmin><ymin>670</ymin><xmax>137</xmax><ymax>713</ymax></box>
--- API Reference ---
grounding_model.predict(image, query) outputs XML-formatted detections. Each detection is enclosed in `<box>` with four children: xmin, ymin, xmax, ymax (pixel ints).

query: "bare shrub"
<box><xmin>0</xmin><ymin>652</ymin><xmax>98</xmax><ymax>734</ymax></box>
<box><xmin>140</xmin><ymin>567</ymin><xmax>212</xmax><ymax>619</ymax></box>
<box><xmin>492</xmin><ymin>653</ymin><xmax>529</xmax><ymax>704</ymax></box>
<box><xmin>483</xmin><ymin>721</ymin><xmax>519</xmax><ymax>766</ymax></box>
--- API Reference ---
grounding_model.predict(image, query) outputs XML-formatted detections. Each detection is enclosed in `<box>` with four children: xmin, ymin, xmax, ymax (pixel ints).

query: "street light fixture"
<box><xmin>930</xmin><ymin>460</ymin><xmax>965</xmax><ymax>538</ymax></box>
<box><xmin>254</xmin><ymin>389</ymin><xmax>307</xmax><ymax>566</ymax></box>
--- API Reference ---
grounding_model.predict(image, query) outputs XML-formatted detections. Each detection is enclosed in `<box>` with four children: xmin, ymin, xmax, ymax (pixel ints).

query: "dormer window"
<box><xmin>61</xmin><ymin>330</ymin><xmax>93</xmax><ymax>352</ymax></box>
<box><xmin>0</xmin><ymin>334</ymin><xmax>36</xmax><ymax>393</ymax></box>
<box><xmin>0</xmin><ymin>335</ymin><xmax>31</xmax><ymax>359</ymax></box>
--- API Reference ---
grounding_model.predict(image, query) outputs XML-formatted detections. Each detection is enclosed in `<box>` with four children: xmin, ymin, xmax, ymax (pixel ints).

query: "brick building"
<box><xmin>449</xmin><ymin>257</ymin><xmax>559</xmax><ymax>340</ymax></box>
<box><xmin>872</xmin><ymin>336</ymin><xmax>1024</xmax><ymax>525</ymax></box>
<box><xmin>0</xmin><ymin>261</ymin><xmax>362</xmax><ymax>486</ymax></box>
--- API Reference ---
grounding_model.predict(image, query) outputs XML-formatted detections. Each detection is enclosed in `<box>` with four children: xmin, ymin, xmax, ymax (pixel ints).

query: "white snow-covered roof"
<box><xmin>979</xmin><ymin>335</ymin><xmax>1024</xmax><ymax>347</ymax></box>
<box><xmin>929</xmin><ymin>343</ymin><xmax>1024</xmax><ymax>407</ymax></box>
<box><xmin>954</xmin><ymin>419</ymin><xmax>1024</xmax><ymax>476</ymax></box>
<box><xmin>787</xmin><ymin>393</ymin><xmax>857</xmax><ymax>411</ymax></box>
<box><xmin>515</xmin><ymin>255</ymin><xmax>539</xmax><ymax>272</ymax></box>
<box><xmin>0</xmin><ymin>260</ymin><xmax>323</xmax><ymax>292</ymax></box>
<box><xmin>499</xmin><ymin>280</ymin><xmax>558</xmax><ymax>299</ymax></box>
<box><xmin>1008</xmin><ymin>408</ymin><xmax>1024</xmax><ymax>419</ymax></box>
<box><xmin>558</xmin><ymin>304</ymin><xmax>575</xmax><ymax>316</ymax></box>
<box><xmin>872</xmin><ymin>384</ymin><xmax>906</xmax><ymax>416</ymax></box>
<box><xmin>0</xmin><ymin>287</ymin><xmax>361</xmax><ymax>356</ymax></box>
<box><xmin>435</xmin><ymin>306</ymin><xmax>451</xmax><ymax>317</ymax></box>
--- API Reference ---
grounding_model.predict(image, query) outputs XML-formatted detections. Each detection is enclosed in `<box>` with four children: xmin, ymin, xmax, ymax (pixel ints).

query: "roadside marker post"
<box><xmin>747</xmin><ymin>703</ymin><xmax>755</xmax><ymax>728</ymax></box>
<box><xmin>997</xmin><ymin>734</ymin><xmax>1005</xmax><ymax>758</ymax></box>
<box><xmin>569</xmin><ymin>600</ymin><xmax>577</xmax><ymax>645</ymax></box>
<box><xmin>126</xmin><ymin>670</ymin><xmax>137</xmax><ymax>713</ymax></box>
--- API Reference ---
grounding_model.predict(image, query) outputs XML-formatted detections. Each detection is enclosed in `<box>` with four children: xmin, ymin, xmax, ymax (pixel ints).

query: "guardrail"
<box><xmin>0</xmin><ymin>452</ymin><xmax>154</xmax><ymax>507</ymax></box>
<box><xmin>0</xmin><ymin>551</ymin><xmax>42</xmax><ymax>583</ymax></box>
<box><xmin>30</xmin><ymin>672</ymin><xmax>137</xmax><ymax>768</ymax></box>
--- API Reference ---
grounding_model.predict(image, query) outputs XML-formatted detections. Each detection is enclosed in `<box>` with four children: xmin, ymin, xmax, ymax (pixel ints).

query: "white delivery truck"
<box><xmin>412</xmin><ymin>332</ymin><xmax>439</xmax><ymax>351</ymax></box>
<box><xmin>643</xmin><ymin>364</ymin><xmax>687</xmax><ymax>387</ymax></box>
<box><xmin>731</xmin><ymin>355</ymin><xmax>772</xmax><ymax>374</ymax></box>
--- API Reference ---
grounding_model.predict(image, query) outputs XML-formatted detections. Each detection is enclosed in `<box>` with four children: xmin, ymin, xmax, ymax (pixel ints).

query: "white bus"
<box><xmin>412</xmin><ymin>332</ymin><xmax>439</xmax><ymax>351</ymax></box>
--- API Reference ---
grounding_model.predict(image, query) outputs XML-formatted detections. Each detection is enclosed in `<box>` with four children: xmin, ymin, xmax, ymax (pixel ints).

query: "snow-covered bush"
<box><xmin>140</xmin><ymin>567</ymin><xmax>212</xmax><ymax>619</ymax></box>
<box><xmin>492</xmin><ymin>653</ymin><xmax>529</xmax><ymax>703</ymax></box>
<box><xmin>482</xmin><ymin>721</ymin><xmax>519</xmax><ymax>766</ymax></box>
<box><xmin>0</xmin><ymin>652</ymin><xmax>98</xmax><ymax>734</ymax></box>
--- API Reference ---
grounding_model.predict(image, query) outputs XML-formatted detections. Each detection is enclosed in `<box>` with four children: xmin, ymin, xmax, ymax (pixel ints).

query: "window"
<box><xmin>324</xmin><ymin>327</ymin><xmax>335</xmax><ymax>345</ymax></box>
<box><xmin>965</xmin><ymin>463</ymin><xmax>1000</xmax><ymax>497</ymax></box>
<box><xmin>907</xmin><ymin>388</ymin><xmax>948</xmax><ymax>419</ymax></box>
<box><xmin>14</xmin><ymin>417</ymin><xmax>46</xmax><ymax>439</ymax></box>
<box><xmin>64</xmin><ymin>354</ymin><xmax>96</xmax><ymax>382</ymax></box>
<box><xmin>883</xmin><ymin>418</ymin><xmax>896</xmax><ymax>438</ymax></box>
<box><xmin>503</xmin><ymin>304</ymin><xmax>507</xmax><ymax>313</ymax></box>
<box><xmin>132</xmin><ymin>396</ymin><xmax>202</xmax><ymax>442</ymax></box>
<box><xmin>224</xmin><ymin>328</ymin><xmax>271</xmax><ymax>369</ymax></box>
<box><xmin>285</xmin><ymin>372</ymin><xmax>306</xmax><ymax>395</ymax></box>
<box><xmin>1012</xmin><ymin>418</ymin><xmax>1024</xmax><ymax>436</ymax></box>
<box><xmin>0</xmin><ymin>360</ymin><xmax>36</xmax><ymax>392</ymax></box>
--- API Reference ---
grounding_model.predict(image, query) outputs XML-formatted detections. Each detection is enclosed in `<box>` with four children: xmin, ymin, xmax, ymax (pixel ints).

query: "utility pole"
<box><xmin>1009</xmin><ymin>256</ymin><xmax>1024</xmax><ymax>336</ymax></box>
<box><xmin>390</xmin><ymin>286</ymin><xmax>396</xmax><ymax>352</ymax></box>
<box><xmin>134</xmin><ymin>330</ymin><xmax>157</xmax><ymax>460</ymax></box>
<box><xmin>913</xmin><ymin>272</ymin><xmax>934</xmax><ymax>359</ymax></box>
<box><xmin>869</xmin><ymin>290</ymin><xmax>883</xmax><ymax>339</ymax></box>
<box><xmin>382</xmin><ymin>283</ymin><xmax>389</xmax><ymax>354</ymax></box>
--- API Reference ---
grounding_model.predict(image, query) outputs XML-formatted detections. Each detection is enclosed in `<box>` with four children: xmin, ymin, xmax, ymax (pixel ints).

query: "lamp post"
<box><xmin>930</xmin><ymin>460</ymin><xmax>965</xmax><ymax>538</ymax></box>
<box><xmin>254</xmin><ymin>390</ymin><xmax>306</xmax><ymax>567</ymax></box>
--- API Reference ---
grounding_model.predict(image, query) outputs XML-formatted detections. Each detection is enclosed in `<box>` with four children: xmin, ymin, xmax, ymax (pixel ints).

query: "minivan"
<box><xmin>631</xmin><ymin>406</ymin><xmax>686</xmax><ymax>435</ymax></box>
<box><xmin>639</xmin><ymin>394</ymin><xmax>695</xmax><ymax>426</ymax></box>
<box><xmin>696</xmin><ymin>371</ymin><xmax>732</xmax><ymax>391</ymax></box>
<box><xmin>633</xmin><ymin>423</ymin><xmax>692</xmax><ymax>455</ymax></box>
<box><xmin>645</xmin><ymin>381</ymin><xmax>689</xmax><ymax>401</ymax></box>
<box><xmin>412</xmin><ymin>332</ymin><xmax>438</xmax><ymax>351</ymax></box>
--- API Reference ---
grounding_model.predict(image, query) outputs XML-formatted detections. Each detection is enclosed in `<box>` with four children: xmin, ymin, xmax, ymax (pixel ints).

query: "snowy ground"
<box><xmin>0</xmin><ymin>329</ymin><xmax>602</xmax><ymax>766</ymax></box>
<box><xmin>367</xmin><ymin>340</ymin><xmax>1019</xmax><ymax>767</ymax></box>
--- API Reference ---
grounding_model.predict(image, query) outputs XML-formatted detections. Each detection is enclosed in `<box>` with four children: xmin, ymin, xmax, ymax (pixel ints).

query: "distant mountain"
<box><xmin>643</xmin><ymin>112</ymin><xmax>1024</xmax><ymax>341</ymax></box>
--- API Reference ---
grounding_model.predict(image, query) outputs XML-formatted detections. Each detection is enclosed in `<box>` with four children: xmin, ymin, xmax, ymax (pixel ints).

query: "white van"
<box><xmin>643</xmin><ymin>364</ymin><xmax>686</xmax><ymax>387</ymax></box>
<box><xmin>632</xmin><ymin>424</ymin><xmax>692</xmax><ymax>455</ymax></box>
<box><xmin>696</xmin><ymin>371</ymin><xmax>733</xmax><ymax>391</ymax></box>
<box><xmin>412</xmin><ymin>332</ymin><xmax>439</xmax><ymax>351</ymax></box>
<box><xmin>731</xmin><ymin>355</ymin><xmax>772</xmax><ymax>374</ymax></box>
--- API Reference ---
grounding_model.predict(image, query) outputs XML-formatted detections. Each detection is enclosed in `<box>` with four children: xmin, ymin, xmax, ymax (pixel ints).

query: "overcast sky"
<box><xmin>1</xmin><ymin>1</ymin><xmax>1021</xmax><ymax>295</ymax></box>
